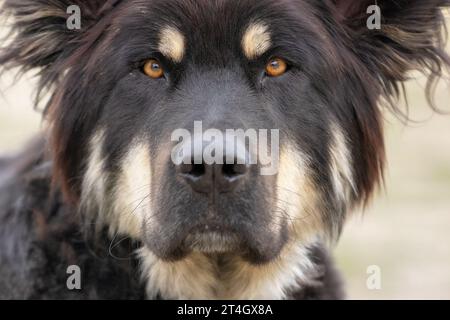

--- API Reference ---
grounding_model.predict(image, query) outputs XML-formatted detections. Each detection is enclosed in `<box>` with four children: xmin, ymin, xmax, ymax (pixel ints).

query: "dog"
<box><xmin>0</xmin><ymin>0</ymin><xmax>449</xmax><ymax>299</ymax></box>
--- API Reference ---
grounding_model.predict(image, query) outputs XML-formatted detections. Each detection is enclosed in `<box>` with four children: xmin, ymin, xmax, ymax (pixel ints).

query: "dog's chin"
<box><xmin>147</xmin><ymin>224</ymin><xmax>287</xmax><ymax>265</ymax></box>
<box><xmin>147</xmin><ymin>229</ymin><xmax>244</xmax><ymax>262</ymax></box>
<box><xmin>183</xmin><ymin>230</ymin><xmax>242</xmax><ymax>254</ymax></box>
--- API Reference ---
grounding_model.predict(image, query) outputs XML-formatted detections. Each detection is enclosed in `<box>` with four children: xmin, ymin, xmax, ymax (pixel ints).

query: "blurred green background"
<box><xmin>1</xmin><ymin>23</ymin><xmax>449</xmax><ymax>300</ymax></box>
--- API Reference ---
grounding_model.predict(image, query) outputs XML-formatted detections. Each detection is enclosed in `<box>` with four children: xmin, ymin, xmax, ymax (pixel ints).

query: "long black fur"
<box><xmin>0</xmin><ymin>142</ymin><xmax>341</xmax><ymax>298</ymax></box>
<box><xmin>1</xmin><ymin>0</ymin><xmax>449</xmax><ymax>299</ymax></box>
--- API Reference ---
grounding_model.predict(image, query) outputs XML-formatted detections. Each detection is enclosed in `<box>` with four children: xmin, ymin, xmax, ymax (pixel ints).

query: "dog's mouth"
<box><xmin>183</xmin><ymin>224</ymin><xmax>242</xmax><ymax>254</ymax></box>
<box><xmin>144</xmin><ymin>212</ymin><xmax>288</xmax><ymax>263</ymax></box>
<box><xmin>145</xmin><ymin>165</ymin><xmax>286</xmax><ymax>263</ymax></box>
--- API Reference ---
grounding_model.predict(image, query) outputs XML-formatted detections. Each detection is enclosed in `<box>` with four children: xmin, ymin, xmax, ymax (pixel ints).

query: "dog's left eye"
<box><xmin>143</xmin><ymin>59</ymin><xmax>165</xmax><ymax>79</ymax></box>
<box><xmin>265</xmin><ymin>58</ymin><xmax>288</xmax><ymax>77</ymax></box>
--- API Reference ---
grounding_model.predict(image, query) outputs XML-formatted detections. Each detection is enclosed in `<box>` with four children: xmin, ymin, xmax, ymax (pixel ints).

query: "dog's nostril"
<box><xmin>177</xmin><ymin>161</ymin><xmax>249</xmax><ymax>193</ymax></box>
<box><xmin>176</xmin><ymin>138</ymin><xmax>250</xmax><ymax>193</ymax></box>
<box><xmin>222</xmin><ymin>164</ymin><xmax>236</xmax><ymax>177</ymax></box>
<box><xmin>178</xmin><ymin>163</ymin><xmax>205</xmax><ymax>177</ymax></box>
<box><xmin>222</xmin><ymin>164</ymin><xmax>248</xmax><ymax>177</ymax></box>
<box><xmin>190</xmin><ymin>164</ymin><xmax>206</xmax><ymax>177</ymax></box>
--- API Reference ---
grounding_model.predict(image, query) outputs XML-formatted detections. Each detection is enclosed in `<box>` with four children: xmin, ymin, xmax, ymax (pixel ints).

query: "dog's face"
<box><xmin>2</xmin><ymin>0</ymin><xmax>448</xmax><ymax>266</ymax></box>
<box><xmin>83</xmin><ymin>0</ymin><xmax>347</xmax><ymax>263</ymax></box>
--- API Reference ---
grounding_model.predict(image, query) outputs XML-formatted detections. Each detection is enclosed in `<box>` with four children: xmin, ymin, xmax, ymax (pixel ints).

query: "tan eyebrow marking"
<box><xmin>242</xmin><ymin>22</ymin><xmax>272</xmax><ymax>60</ymax></box>
<box><xmin>158</xmin><ymin>26</ymin><xmax>185</xmax><ymax>63</ymax></box>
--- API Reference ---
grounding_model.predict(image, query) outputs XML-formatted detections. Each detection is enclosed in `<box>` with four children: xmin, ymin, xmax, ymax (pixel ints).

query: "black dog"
<box><xmin>1</xmin><ymin>0</ymin><xmax>449</xmax><ymax>299</ymax></box>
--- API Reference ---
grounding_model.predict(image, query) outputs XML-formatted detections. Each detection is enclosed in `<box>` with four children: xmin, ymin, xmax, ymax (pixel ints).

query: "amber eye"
<box><xmin>265</xmin><ymin>57</ymin><xmax>288</xmax><ymax>77</ymax></box>
<box><xmin>143</xmin><ymin>59</ymin><xmax>164</xmax><ymax>79</ymax></box>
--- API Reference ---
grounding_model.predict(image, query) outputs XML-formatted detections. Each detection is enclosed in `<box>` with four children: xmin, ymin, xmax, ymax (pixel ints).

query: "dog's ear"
<box><xmin>323</xmin><ymin>1</ymin><xmax>449</xmax><ymax>204</ymax></box>
<box><xmin>0</xmin><ymin>0</ymin><xmax>120</xmax><ymax>100</ymax></box>
<box><xmin>331</xmin><ymin>0</ymin><xmax>450</xmax><ymax>106</ymax></box>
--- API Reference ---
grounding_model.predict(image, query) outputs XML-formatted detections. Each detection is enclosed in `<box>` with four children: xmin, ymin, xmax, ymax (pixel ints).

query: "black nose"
<box><xmin>174</xmin><ymin>135</ymin><xmax>251</xmax><ymax>193</ymax></box>
<box><xmin>177</xmin><ymin>157</ymin><xmax>249</xmax><ymax>193</ymax></box>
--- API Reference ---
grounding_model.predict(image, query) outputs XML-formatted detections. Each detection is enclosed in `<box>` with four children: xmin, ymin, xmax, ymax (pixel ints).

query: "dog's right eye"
<box><xmin>143</xmin><ymin>59</ymin><xmax>165</xmax><ymax>79</ymax></box>
<box><xmin>265</xmin><ymin>57</ymin><xmax>288</xmax><ymax>77</ymax></box>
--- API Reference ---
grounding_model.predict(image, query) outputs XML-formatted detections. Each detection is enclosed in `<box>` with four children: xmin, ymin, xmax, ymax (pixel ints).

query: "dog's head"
<box><xmin>1</xmin><ymin>0</ymin><xmax>449</xmax><ymax>264</ymax></box>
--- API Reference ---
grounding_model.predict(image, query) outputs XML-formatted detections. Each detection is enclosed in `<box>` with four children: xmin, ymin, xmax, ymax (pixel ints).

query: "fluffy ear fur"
<box><xmin>0</xmin><ymin>0</ymin><xmax>123</xmax><ymax>200</ymax></box>
<box><xmin>0</xmin><ymin>0</ymin><xmax>121</xmax><ymax>102</ymax></box>
<box><xmin>309</xmin><ymin>0</ymin><xmax>450</xmax><ymax>205</ymax></box>
<box><xmin>330</xmin><ymin>0</ymin><xmax>450</xmax><ymax>111</ymax></box>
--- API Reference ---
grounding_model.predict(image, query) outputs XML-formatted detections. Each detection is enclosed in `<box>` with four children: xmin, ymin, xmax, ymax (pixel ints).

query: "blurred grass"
<box><xmin>1</xmin><ymin>21</ymin><xmax>450</xmax><ymax>300</ymax></box>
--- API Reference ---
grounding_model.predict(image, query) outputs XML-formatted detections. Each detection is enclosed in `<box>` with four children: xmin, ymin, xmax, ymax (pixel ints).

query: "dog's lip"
<box><xmin>184</xmin><ymin>225</ymin><xmax>242</xmax><ymax>253</ymax></box>
<box><xmin>190</xmin><ymin>222</ymin><xmax>234</xmax><ymax>233</ymax></box>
